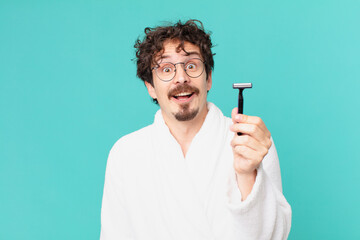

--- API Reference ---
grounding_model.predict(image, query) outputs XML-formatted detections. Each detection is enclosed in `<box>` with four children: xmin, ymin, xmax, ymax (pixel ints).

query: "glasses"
<box><xmin>152</xmin><ymin>58</ymin><xmax>205</xmax><ymax>82</ymax></box>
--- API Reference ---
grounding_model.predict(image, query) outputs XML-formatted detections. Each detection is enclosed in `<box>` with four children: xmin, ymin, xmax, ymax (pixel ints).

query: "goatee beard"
<box><xmin>174</xmin><ymin>103</ymin><xmax>199</xmax><ymax>121</ymax></box>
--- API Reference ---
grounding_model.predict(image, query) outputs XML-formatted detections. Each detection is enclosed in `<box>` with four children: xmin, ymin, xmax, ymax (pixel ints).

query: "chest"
<box><xmin>120</xmin><ymin>141</ymin><xmax>234</xmax><ymax>239</ymax></box>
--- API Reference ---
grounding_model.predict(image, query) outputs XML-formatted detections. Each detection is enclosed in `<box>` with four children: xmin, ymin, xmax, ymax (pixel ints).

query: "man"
<box><xmin>100</xmin><ymin>19</ymin><xmax>291</xmax><ymax>240</ymax></box>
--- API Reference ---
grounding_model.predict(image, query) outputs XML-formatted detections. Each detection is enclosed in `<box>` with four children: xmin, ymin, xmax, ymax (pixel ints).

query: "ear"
<box><xmin>145</xmin><ymin>81</ymin><xmax>158</xmax><ymax>99</ymax></box>
<box><xmin>206</xmin><ymin>71</ymin><xmax>213</xmax><ymax>91</ymax></box>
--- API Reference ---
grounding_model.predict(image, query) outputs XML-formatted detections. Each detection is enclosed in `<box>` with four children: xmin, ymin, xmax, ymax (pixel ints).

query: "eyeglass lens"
<box><xmin>155</xmin><ymin>58</ymin><xmax>204</xmax><ymax>81</ymax></box>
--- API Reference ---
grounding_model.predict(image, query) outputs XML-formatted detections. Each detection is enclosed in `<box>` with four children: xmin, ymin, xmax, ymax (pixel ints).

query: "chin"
<box><xmin>174</xmin><ymin>107</ymin><xmax>199</xmax><ymax>121</ymax></box>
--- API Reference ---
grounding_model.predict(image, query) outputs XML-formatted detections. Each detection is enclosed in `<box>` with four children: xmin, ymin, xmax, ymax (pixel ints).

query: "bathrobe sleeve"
<box><xmin>227</xmin><ymin>137</ymin><xmax>292</xmax><ymax>240</ymax></box>
<box><xmin>100</xmin><ymin>140</ymin><xmax>134</xmax><ymax>240</ymax></box>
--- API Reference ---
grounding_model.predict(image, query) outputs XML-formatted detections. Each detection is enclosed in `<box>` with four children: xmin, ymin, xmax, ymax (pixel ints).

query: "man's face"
<box><xmin>145</xmin><ymin>40</ymin><xmax>212</xmax><ymax>123</ymax></box>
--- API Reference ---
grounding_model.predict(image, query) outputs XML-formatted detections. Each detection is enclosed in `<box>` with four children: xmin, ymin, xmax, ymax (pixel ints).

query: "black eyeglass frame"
<box><xmin>151</xmin><ymin>58</ymin><xmax>206</xmax><ymax>82</ymax></box>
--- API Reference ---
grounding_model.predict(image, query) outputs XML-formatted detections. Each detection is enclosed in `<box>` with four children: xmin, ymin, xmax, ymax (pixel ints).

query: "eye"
<box><xmin>159</xmin><ymin>64</ymin><xmax>174</xmax><ymax>74</ymax></box>
<box><xmin>162</xmin><ymin>67</ymin><xmax>172</xmax><ymax>73</ymax></box>
<box><xmin>186</xmin><ymin>63</ymin><xmax>197</xmax><ymax>70</ymax></box>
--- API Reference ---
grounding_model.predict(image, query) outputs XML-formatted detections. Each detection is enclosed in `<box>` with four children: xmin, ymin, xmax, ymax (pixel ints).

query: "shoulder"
<box><xmin>106</xmin><ymin>125</ymin><xmax>154</xmax><ymax>169</ymax></box>
<box><xmin>110</xmin><ymin>125</ymin><xmax>153</xmax><ymax>155</ymax></box>
<box><xmin>208</xmin><ymin>102</ymin><xmax>233</xmax><ymax>127</ymax></box>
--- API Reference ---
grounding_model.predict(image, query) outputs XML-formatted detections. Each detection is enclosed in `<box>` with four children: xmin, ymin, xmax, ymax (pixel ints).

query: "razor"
<box><xmin>233</xmin><ymin>83</ymin><xmax>252</xmax><ymax>135</ymax></box>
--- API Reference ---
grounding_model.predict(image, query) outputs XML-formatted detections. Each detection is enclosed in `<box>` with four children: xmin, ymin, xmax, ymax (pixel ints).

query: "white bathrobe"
<box><xmin>100</xmin><ymin>103</ymin><xmax>292</xmax><ymax>240</ymax></box>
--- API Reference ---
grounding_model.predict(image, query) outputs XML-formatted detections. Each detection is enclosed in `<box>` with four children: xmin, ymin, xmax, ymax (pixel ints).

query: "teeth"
<box><xmin>175</xmin><ymin>92</ymin><xmax>192</xmax><ymax>97</ymax></box>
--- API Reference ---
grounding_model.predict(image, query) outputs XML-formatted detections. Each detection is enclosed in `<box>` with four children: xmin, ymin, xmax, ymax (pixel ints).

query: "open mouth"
<box><xmin>172</xmin><ymin>92</ymin><xmax>194</xmax><ymax>101</ymax></box>
<box><xmin>168</xmin><ymin>84</ymin><xmax>200</xmax><ymax>103</ymax></box>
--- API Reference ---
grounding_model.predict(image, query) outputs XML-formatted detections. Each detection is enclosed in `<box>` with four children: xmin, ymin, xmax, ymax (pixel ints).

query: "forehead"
<box><xmin>155</xmin><ymin>40</ymin><xmax>202</xmax><ymax>62</ymax></box>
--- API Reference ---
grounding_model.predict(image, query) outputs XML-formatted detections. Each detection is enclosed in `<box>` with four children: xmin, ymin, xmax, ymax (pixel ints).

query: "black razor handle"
<box><xmin>237</xmin><ymin>89</ymin><xmax>244</xmax><ymax>136</ymax></box>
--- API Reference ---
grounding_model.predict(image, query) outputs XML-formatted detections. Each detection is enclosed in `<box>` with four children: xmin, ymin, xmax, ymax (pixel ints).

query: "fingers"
<box><xmin>231</xmin><ymin>134</ymin><xmax>269</xmax><ymax>154</ymax></box>
<box><xmin>230</xmin><ymin>108</ymin><xmax>273</xmax><ymax>175</ymax></box>
<box><xmin>233</xmin><ymin>145</ymin><xmax>262</xmax><ymax>162</ymax></box>
<box><xmin>232</xmin><ymin>145</ymin><xmax>263</xmax><ymax>173</ymax></box>
<box><xmin>231</xmin><ymin>124</ymin><xmax>271</xmax><ymax>147</ymax></box>
<box><xmin>231</xmin><ymin>107</ymin><xmax>271</xmax><ymax>140</ymax></box>
<box><xmin>233</xmin><ymin>107</ymin><xmax>261</xmax><ymax>123</ymax></box>
<box><xmin>231</xmin><ymin>135</ymin><xmax>270</xmax><ymax>174</ymax></box>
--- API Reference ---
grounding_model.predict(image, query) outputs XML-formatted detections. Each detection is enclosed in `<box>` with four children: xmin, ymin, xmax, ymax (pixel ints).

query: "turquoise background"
<box><xmin>1</xmin><ymin>0</ymin><xmax>359</xmax><ymax>239</ymax></box>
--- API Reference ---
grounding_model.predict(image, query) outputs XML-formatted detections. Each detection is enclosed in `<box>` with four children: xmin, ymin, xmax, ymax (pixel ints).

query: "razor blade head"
<box><xmin>233</xmin><ymin>83</ymin><xmax>252</xmax><ymax>89</ymax></box>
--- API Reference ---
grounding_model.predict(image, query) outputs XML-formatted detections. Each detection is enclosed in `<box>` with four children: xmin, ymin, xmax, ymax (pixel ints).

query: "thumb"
<box><xmin>231</xmin><ymin>107</ymin><xmax>242</xmax><ymax>123</ymax></box>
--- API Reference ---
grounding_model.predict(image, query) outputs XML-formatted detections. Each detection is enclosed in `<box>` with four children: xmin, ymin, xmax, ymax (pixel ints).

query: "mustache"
<box><xmin>168</xmin><ymin>84</ymin><xmax>200</xmax><ymax>99</ymax></box>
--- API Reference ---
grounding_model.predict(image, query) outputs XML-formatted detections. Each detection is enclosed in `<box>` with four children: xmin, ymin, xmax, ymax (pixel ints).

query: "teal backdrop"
<box><xmin>1</xmin><ymin>0</ymin><xmax>359</xmax><ymax>239</ymax></box>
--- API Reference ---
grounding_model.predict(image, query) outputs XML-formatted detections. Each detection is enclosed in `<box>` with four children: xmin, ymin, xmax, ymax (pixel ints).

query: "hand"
<box><xmin>230</xmin><ymin>108</ymin><xmax>272</xmax><ymax>177</ymax></box>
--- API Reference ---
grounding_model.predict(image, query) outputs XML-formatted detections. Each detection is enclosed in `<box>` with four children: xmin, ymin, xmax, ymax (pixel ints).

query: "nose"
<box><xmin>174</xmin><ymin>64</ymin><xmax>190</xmax><ymax>84</ymax></box>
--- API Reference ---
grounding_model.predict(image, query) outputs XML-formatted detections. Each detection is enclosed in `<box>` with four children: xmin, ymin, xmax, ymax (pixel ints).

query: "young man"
<box><xmin>100</xmin><ymin>20</ymin><xmax>291</xmax><ymax>240</ymax></box>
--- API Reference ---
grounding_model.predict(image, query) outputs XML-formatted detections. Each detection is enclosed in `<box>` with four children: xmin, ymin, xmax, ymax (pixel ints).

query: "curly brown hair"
<box><xmin>134</xmin><ymin>19</ymin><xmax>215</xmax><ymax>87</ymax></box>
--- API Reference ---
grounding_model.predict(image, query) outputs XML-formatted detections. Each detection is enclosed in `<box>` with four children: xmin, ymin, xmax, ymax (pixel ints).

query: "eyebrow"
<box><xmin>160</xmin><ymin>51</ymin><xmax>201</xmax><ymax>60</ymax></box>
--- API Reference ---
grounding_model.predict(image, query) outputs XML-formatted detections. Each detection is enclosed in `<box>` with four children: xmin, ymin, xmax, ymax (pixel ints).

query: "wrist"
<box><xmin>235</xmin><ymin>169</ymin><xmax>257</xmax><ymax>181</ymax></box>
<box><xmin>235</xmin><ymin>170</ymin><xmax>257</xmax><ymax>201</ymax></box>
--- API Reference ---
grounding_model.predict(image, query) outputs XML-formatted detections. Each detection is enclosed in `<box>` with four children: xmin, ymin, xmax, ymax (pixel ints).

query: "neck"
<box><xmin>162</xmin><ymin>105</ymin><xmax>208</xmax><ymax>157</ymax></box>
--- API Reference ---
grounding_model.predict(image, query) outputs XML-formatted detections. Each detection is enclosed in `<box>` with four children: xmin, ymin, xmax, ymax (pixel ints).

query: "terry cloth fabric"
<box><xmin>100</xmin><ymin>102</ymin><xmax>292</xmax><ymax>240</ymax></box>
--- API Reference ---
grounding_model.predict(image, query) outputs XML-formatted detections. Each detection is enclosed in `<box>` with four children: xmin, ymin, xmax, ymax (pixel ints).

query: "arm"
<box><xmin>228</xmin><ymin>108</ymin><xmax>292</xmax><ymax>239</ymax></box>
<box><xmin>227</xmin><ymin>160</ymin><xmax>292</xmax><ymax>240</ymax></box>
